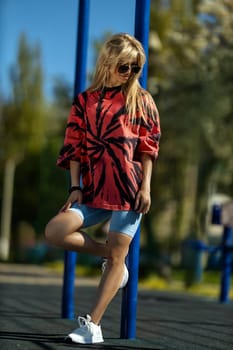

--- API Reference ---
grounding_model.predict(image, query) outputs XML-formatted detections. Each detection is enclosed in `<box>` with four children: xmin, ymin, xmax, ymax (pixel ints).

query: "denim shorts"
<box><xmin>68</xmin><ymin>203</ymin><xmax>142</xmax><ymax>238</ymax></box>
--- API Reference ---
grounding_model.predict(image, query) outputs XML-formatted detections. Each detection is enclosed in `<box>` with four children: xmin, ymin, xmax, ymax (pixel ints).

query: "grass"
<box><xmin>45</xmin><ymin>260</ymin><xmax>100</xmax><ymax>276</ymax></box>
<box><xmin>139</xmin><ymin>270</ymin><xmax>233</xmax><ymax>300</ymax></box>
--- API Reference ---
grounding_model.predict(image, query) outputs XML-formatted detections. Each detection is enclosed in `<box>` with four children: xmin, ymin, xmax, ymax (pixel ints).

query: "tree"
<box><xmin>147</xmin><ymin>0</ymin><xmax>233</xmax><ymax>261</ymax></box>
<box><xmin>35</xmin><ymin>76</ymin><xmax>73</xmax><ymax>234</ymax></box>
<box><xmin>0</xmin><ymin>33</ymin><xmax>46</xmax><ymax>261</ymax></box>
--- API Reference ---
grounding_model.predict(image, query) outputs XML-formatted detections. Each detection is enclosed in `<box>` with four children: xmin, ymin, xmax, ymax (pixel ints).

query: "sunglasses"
<box><xmin>117</xmin><ymin>64</ymin><xmax>141</xmax><ymax>74</ymax></box>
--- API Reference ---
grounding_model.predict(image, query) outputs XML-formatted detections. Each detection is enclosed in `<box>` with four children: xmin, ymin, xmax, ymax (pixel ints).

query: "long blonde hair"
<box><xmin>89</xmin><ymin>33</ymin><xmax>152</xmax><ymax>123</ymax></box>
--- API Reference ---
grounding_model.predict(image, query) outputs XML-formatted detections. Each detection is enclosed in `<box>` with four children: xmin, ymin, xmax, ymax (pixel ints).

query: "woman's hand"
<box><xmin>135</xmin><ymin>154</ymin><xmax>153</xmax><ymax>214</ymax></box>
<box><xmin>59</xmin><ymin>190</ymin><xmax>83</xmax><ymax>213</ymax></box>
<box><xmin>134</xmin><ymin>189</ymin><xmax>151</xmax><ymax>214</ymax></box>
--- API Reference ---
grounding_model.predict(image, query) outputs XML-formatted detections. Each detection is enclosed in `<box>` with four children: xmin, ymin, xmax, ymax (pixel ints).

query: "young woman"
<box><xmin>45</xmin><ymin>33</ymin><xmax>161</xmax><ymax>344</ymax></box>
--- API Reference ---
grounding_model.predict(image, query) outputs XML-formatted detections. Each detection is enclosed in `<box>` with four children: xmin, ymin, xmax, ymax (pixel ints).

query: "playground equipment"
<box><xmin>184</xmin><ymin>203</ymin><xmax>233</xmax><ymax>303</ymax></box>
<box><xmin>61</xmin><ymin>0</ymin><xmax>151</xmax><ymax>340</ymax></box>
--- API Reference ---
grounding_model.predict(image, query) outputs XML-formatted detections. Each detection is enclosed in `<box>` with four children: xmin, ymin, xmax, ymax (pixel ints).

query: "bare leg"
<box><xmin>45</xmin><ymin>211</ymin><xmax>108</xmax><ymax>257</ymax></box>
<box><xmin>89</xmin><ymin>231</ymin><xmax>132</xmax><ymax>324</ymax></box>
<box><xmin>45</xmin><ymin>213</ymin><xmax>132</xmax><ymax>325</ymax></box>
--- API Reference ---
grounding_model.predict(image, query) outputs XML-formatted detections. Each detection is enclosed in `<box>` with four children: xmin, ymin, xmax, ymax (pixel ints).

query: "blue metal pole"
<box><xmin>219</xmin><ymin>225</ymin><xmax>233</xmax><ymax>303</ymax></box>
<box><xmin>212</xmin><ymin>204</ymin><xmax>222</xmax><ymax>225</ymax></box>
<box><xmin>61</xmin><ymin>0</ymin><xmax>90</xmax><ymax>319</ymax></box>
<box><xmin>134</xmin><ymin>0</ymin><xmax>151</xmax><ymax>88</ymax></box>
<box><xmin>73</xmin><ymin>0</ymin><xmax>90</xmax><ymax>95</ymax></box>
<box><xmin>193</xmin><ymin>240</ymin><xmax>205</xmax><ymax>283</ymax></box>
<box><xmin>120</xmin><ymin>225</ymin><xmax>140</xmax><ymax>338</ymax></box>
<box><xmin>62</xmin><ymin>251</ymin><xmax>77</xmax><ymax>318</ymax></box>
<box><xmin>120</xmin><ymin>0</ymin><xmax>151</xmax><ymax>339</ymax></box>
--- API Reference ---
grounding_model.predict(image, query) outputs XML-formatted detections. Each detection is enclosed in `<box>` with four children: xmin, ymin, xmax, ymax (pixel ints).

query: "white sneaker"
<box><xmin>102</xmin><ymin>260</ymin><xmax>129</xmax><ymax>289</ymax></box>
<box><xmin>67</xmin><ymin>314</ymin><xmax>104</xmax><ymax>344</ymax></box>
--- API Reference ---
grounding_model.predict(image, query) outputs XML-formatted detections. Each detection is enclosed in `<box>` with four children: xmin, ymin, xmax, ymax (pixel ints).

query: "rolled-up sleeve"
<box><xmin>57</xmin><ymin>93</ymin><xmax>85</xmax><ymax>170</ymax></box>
<box><xmin>136</xmin><ymin>95</ymin><xmax>161</xmax><ymax>160</ymax></box>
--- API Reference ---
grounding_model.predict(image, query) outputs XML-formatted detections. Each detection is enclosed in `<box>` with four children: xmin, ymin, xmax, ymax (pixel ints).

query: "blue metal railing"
<box><xmin>183</xmin><ymin>204</ymin><xmax>233</xmax><ymax>303</ymax></box>
<box><xmin>219</xmin><ymin>225</ymin><xmax>233</xmax><ymax>303</ymax></box>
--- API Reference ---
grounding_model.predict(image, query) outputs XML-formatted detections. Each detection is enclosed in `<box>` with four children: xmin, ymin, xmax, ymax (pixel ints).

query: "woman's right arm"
<box><xmin>59</xmin><ymin>160</ymin><xmax>83</xmax><ymax>212</ymax></box>
<box><xmin>57</xmin><ymin>93</ymin><xmax>85</xmax><ymax>170</ymax></box>
<box><xmin>70</xmin><ymin>160</ymin><xmax>81</xmax><ymax>187</ymax></box>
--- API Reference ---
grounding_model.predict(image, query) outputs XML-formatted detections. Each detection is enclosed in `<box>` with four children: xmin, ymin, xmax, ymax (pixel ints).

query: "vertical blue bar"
<box><xmin>219</xmin><ymin>225</ymin><xmax>233</xmax><ymax>303</ymax></box>
<box><xmin>62</xmin><ymin>251</ymin><xmax>77</xmax><ymax>318</ymax></box>
<box><xmin>134</xmin><ymin>0</ymin><xmax>151</xmax><ymax>88</ymax></box>
<box><xmin>120</xmin><ymin>0</ymin><xmax>151</xmax><ymax>339</ymax></box>
<box><xmin>212</xmin><ymin>204</ymin><xmax>222</xmax><ymax>225</ymax></box>
<box><xmin>61</xmin><ymin>0</ymin><xmax>90</xmax><ymax>319</ymax></box>
<box><xmin>74</xmin><ymin>0</ymin><xmax>90</xmax><ymax>95</ymax></box>
<box><xmin>120</xmin><ymin>226</ymin><xmax>140</xmax><ymax>338</ymax></box>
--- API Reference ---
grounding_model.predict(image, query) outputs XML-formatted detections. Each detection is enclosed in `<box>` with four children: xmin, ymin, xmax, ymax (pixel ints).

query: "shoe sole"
<box><xmin>65</xmin><ymin>335</ymin><xmax>104</xmax><ymax>344</ymax></box>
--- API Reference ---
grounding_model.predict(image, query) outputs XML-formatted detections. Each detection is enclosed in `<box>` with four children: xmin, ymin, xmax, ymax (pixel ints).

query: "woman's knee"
<box><xmin>44</xmin><ymin>217</ymin><xmax>69</xmax><ymax>246</ymax></box>
<box><xmin>107</xmin><ymin>245</ymin><xmax>129</xmax><ymax>266</ymax></box>
<box><xmin>44</xmin><ymin>218</ymin><xmax>59</xmax><ymax>244</ymax></box>
<box><xmin>44</xmin><ymin>212</ymin><xmax>82</xmax><ymax>245</ymax></box>
<box><xmin>106</xmin><ymin>232</ymin><xmax>131</xmax><ymax>265</ymax></box>
<box><xmin>107</xmin><ymin>255</ymin><xmax>126</xmax><ymax>268</ymax></box>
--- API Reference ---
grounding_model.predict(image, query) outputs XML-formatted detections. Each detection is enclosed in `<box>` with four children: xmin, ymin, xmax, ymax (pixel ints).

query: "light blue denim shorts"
<box><xmin>68</xmin><ymin>203</ymin><xmax>142</xmax><ymax>238</ymax></box>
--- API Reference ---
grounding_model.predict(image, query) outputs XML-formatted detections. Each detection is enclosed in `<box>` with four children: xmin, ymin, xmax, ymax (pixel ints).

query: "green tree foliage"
<box><xmin>147</xmin><ymin>0</ymin><xmax>233</xmax><ymax>263</ymax></box>
<box><xmin>0</xmin><ymin>33</ymin><xmax>46</xmax><ymax>260</ymax></box>
<box><xmin>36</xmin><ymin>77</ymin><xmax>73</xmax><ymax>234</ymax></box>
<box><xmin>1</xmin><ymin>34</ymin><xmax>45</xmax><ymax>159</ymax></box>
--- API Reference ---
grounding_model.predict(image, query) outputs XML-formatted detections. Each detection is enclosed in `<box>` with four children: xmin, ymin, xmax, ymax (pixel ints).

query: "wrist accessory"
<box><xmin>69</xmin><ymin>186</ymin><xmax>82</xmax><ymax>194</ymax></box>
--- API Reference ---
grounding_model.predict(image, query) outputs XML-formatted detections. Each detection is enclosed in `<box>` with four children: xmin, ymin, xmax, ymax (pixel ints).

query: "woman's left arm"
<box><xmin>134</xmin><ymin>92</ymin><xmax>161</xmax><ymax>214</ymax></box>
<box><xmin>134</xmin><ymin>154</ymin><xmax>153</xmax><ymax>214</ymax></box>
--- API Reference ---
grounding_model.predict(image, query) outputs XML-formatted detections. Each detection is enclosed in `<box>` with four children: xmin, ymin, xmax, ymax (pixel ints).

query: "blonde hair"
<box><xmin>89</xmin><ymin>33</ymin><xmax>153</xmax><ymax>123</ymax></box>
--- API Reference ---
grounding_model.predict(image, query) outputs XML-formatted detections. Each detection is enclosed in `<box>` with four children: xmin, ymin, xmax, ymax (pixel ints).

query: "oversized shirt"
<box><xmin>57</xmin><ymin>86</ymin><xmax>161</xmax><ymax>210</ymax></box>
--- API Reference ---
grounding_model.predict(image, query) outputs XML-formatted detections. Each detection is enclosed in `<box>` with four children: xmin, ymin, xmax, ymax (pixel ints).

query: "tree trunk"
<box><xmin>0</xmin><ymin>158</ymin><xmax>16</xmax><ymax>261</ymax></box>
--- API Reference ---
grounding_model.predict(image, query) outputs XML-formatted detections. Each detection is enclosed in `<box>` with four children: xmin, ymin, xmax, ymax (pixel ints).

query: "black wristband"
<box><xmin>69</xmin><ymin>186</ymin><xmax>82</xmax><ymax>194</ymax></box>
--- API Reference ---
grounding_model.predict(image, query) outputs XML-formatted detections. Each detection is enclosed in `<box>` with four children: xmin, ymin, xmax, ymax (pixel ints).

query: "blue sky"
<box><xmin>0</xmin><ymin>0</ymin><xmax>136</xmax><ymax>100</ymax></box>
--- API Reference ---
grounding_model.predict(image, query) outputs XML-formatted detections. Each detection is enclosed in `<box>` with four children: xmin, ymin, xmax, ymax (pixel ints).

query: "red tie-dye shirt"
<box><xmin>57</xmin><ymin>86</ymin><xmax>161</xmax><ymax>210</ymax></box>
